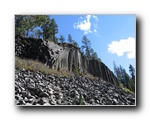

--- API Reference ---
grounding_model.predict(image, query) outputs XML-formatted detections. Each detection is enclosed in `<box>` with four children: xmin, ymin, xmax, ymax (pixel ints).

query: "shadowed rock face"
<box><xmin>15</xmin><ymin>36</ymin><xmax>119</xmax><ymax>86</ymax></box>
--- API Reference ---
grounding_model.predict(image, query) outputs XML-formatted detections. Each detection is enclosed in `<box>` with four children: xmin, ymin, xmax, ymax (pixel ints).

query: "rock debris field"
<box><xmin>15</xmin><ymin>69</ymin><xmax>135</xmax><ymax>106</ymax></box>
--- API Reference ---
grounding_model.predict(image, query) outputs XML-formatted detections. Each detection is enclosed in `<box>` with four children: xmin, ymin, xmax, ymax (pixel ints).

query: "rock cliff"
<box><xmin>15</xmin><ymin>36</ymin><xmax>119</xmax><ymax>86</ymax></box>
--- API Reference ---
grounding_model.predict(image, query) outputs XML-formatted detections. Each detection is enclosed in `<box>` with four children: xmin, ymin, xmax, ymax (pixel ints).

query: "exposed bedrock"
<box><xmin>15</xmin><ymin>36</ymin><xmax>119</xmax><ymax>86</ymax></box>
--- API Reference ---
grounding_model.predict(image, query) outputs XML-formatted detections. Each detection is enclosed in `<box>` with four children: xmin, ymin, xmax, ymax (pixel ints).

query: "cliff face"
<box><xmin>15</xmin><ymin>36</ymin><xmax>119</xmax><ymax>86</ymax></box>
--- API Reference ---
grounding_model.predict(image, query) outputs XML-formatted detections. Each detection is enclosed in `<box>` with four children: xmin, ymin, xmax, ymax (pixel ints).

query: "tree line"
<box><xmin>15</xmin><ymin>15</ymin><xmax>101</xmax><ymax>62</ymax></box>
<box><xmin>59</xmin><ymin>34</ymin><xmax>101</xmax><ymax>62</ymax></box>
<box><xmin>15</xmin><ymin>15</ymin><xmax>58</xmax><ymax>43</ymax></box>
<box><xmin>113</xmin><ymin>61</ymin><xmax>135</xmax><ymax>92</ymax></box>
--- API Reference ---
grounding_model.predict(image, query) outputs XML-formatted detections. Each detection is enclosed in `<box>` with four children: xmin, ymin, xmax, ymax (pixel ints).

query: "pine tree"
<box><xmin>59</xmin><ymin>35</ymin><xmax>65</xmax><ymax>43</ymax></box>
<box><xmin>81</xmin><ymin>35</ymin><xmax>91</xmax><ymax>58</ymax></box>
<box><xmin>35</xmin><ymin>29</ymin><xmax>42</xmax><ymax>39</ymax></box>
<box><xmin>129</xmin><ymin>64</ymin><xmax>135</xmax><ymax>82</ymax></box>
<box><xmin>113</xmin><ymin>61</ymin><xmax>118</xmax><ymax>77</ymax></box>
<box><xmin>15</xmin><ymin>15</ymin><xmax>32</xmax><ymax>37</ymax></box>
<box><xmin>90</xmin><ymin>48</ymin><xmax>97</xmax><ymax>60</ymax></box>
<box><xmin>119</xmin><ymin>65</ymin><xmax>126</xmax><ymax>87</ymax></box>
<box><xmin>15</xmin><ymin>15</ymin><xmax>59</xmax><ymax>42</ymax></box>
<box><xmin>68</xmin><ymin>34</ymin><xmax>73</xmax><ymax>44</ymax></box>
<box><xmin>72</xmin><ymin>41</ymin><xmax>79</xmax><ymax>47</ymax></box>
<box><xmin>42</xmin><ymin>20</ymin><xmax>52</xmax><ymax>40</ymax></box>
<box><xmin>113</xmin><ymin>61</ymin><xmax>121</xmax><ymax>82</ymax></box>
<box><xmin>50</xmin><ymin>18</ymin><xmax>58</xmax><ymax>43</ymax></box>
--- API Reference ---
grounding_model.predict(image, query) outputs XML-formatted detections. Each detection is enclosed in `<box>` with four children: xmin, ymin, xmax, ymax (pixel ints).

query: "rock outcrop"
<box><xmin>15</xmin><ymin>36</ymin><xmax>119</xmax><ymax>86</ymax></box>
<box><xmin>15</xmin><ymin>69</ymin><xmax>135</xmax><ymax>105</ymax></box>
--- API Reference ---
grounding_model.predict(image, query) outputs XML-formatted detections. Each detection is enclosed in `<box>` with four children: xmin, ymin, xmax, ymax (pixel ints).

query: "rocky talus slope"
<box><xmin>15</xmin><ymin>69</ymin><xmax>135</xmax><ymax>105</ymax></box>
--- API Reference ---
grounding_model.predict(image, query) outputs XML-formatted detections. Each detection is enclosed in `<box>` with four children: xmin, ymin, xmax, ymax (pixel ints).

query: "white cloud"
<box><xmin>108</xmin><ymin>37</ymin><xmax>135</xmax><ymax>59</ymax></box>
<box><xmin>94</xmin><ymin>29</ymin><xmax>97</xmax><ymax>32</ymax></box>
<box><xmin>93</xmin><ymin>15</ymin><xmax>98</xmax><ymax>21</ymax></box>
<box><xmin>73</xmin><ymin>15</ymin><xmax>98</xmax><ymax>34</ymax></box>
<box><xmin>86</xmin><ymin>15</ymin><xmax>91</xmax><ymax>20</ymax></box>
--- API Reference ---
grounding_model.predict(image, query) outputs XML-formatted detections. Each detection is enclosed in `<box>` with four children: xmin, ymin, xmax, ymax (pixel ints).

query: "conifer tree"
<box><xmin>59</xmin><ymin>35</ymin><xmax>65</xmax><ymax>43</ymax></box>
<box><xmin>81</xmin><ymin>35</ymin><xmax>91</xmax><ymax>58</ymax></box>
<box><xmin>68</xmin><ymin>34</ymin><xmax>73</xmax><ymax>44</ymax></box>
<box><xmin>129</xmin><ymin>64</ymin><xmax>135</xmax><ymax>81</ymax></box>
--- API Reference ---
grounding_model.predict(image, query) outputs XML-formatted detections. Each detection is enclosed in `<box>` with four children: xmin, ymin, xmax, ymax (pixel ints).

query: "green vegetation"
<box><xmin>113</xmin><ymin>61</ymin><xmax>135</xmax><ymax>93</ymax></box>
<box><xmin>72</xmin><ymin>67</ymin><xmax>81</xmax><ymax>75</ymax></box>
<box><xmin>79</xmin><ymin>95</ymin><xmax>85</xmax><ymax>105</ymax></box>
<box><xmin>59</xmin><ymin>35</ymin><xmax>65</xmax><ymax>43</ymax></box>
<box><xmin>81</xmin><ymin>35</ymin><xmax>91</xmax><ymax>58</ymax></box>
<box><xmin>71</xmin><ymin>66</ymin><xmax>98</xmax><ymax>79</ymax></box>
<box><xmin>15</xmin><ymin>15</ymin><xmax>58</xmax><ymax>43</ymax></box>
<box><xmin>67</xmin><ymin>34</ymin><xmax>79</xmax><ymax>47</ymax></box>
<box><xmin>81</xmin><ymin>35</ymin><xmax>102</xmax><ymax>62</ymax></box>
<box><xmin>68</xmin><ymin>34</ymin><xmax>73</xmax><ymax>44</ymax></box>
<box><xmin>129</xmin><ymin>64</ymin><xmax>135</xmax><ymax>82</ymax></box>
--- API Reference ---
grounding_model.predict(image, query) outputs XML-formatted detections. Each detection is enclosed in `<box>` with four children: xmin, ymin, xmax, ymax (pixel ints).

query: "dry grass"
<box><xmin>15</xmin><ymin>57</ymin><xmax>99</xmax><ymax>80</ymax></box>
<box><xmin>83</xmin><ymin>73</ymin><xmax>99</xmax><ymax>80</ymax></box>
<box><xmin>15</xmin><ymin>57</ymin><xmax>69</xmax><ymax>76</ymax></box>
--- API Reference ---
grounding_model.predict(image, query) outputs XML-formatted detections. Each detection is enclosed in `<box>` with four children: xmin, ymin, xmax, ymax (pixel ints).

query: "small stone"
<box><xmin>50</xmin><ymin>99</ymin><xmax>56</xmax><ymax>105</ymax></box>
<box><xmin>27</xmin><ymin>92</ymin><xmax>32</xmax><ymax>99</ymax></box>
<box><xmin>113</xmin><ymin>93</ymin><xmax>119</xmax><ymax>98</ymax></box>
<box><xmin>107</xmin><ymin>89</ymin><xmax>113</xmax><ymax>93</ymax></box>
<box><xmin>24</xmin><ymin>97</ymin><xmax>28</xmax><ymax>102</ymax></box>
<box><xmin>30</xmin><ymin>91</ymin><xmax>36</xmax><ymax>96</ymax></box>
<box><xmin>112</xmin><ymin>98</ymin><xmax>119</xmax><ymax>105</ymax></box>
<box><xmin>19</xmin><ymin>99</ymin><xmax>26</xmax><ymax>105</ymax></box>
<box><xmin>21</xmin><ymin>91</ymin><xmax>27</xmax><ymax>97</ymax></box>
<box><xmin>35</xmin><ymin>103</ymin><xmax>41</xmax><ymax>106</ymax></box>
<box><xmin>18</xmin><ymin>96</ymin><xmax>23</xmax><ymax>101</ymax></box>
<box><xmin>29</xmin><ymin>78</ymin><xmax>35</xmax><ymax>83</ymax></box>
<box><xmin>40</xmin><ymin>92</ymin><xmax>49</xmax><ymax>97</ymax></box>
<box><xmin>42</xmin><ymin>97</ymin><xmax>49</xmax><ymax>103</ymax></box>
<box><xmin>90</xmin><ymin>99</ymin><xmax>95</xmax><ymax>104</ymax></box>
<box><xmin>18</xmin><ymin>88</ymin><xmax>21</xmax><ymax>94</ymax></box>
<box><xmin>106</xmin><ymin>95</ymin><xmax>112</xmax><ymax>101</ymax></box>
<box><xmin>48</xmin><ymin>90</ymin><xmax>53</xmax><ymax>95</ymax></box>
<box><xmin>28</xmin><ymin>98</ymin><xmax>34</xmax><ymax>103</ymax></box>
<box><xmin>37</xmin><ymin>98</ymin><xmax>44</xmax><ymax>105</ymax></box>
<box><xmin>56</xmin><ymin>99</ymin><xmax>62</xmax><ymax>105</ymax></box>
<box><xmin>75</xmin><ymin>95</ymin><xmax>80</xmax><ymax>99</ymax></box>
<box><xmin>43</xmin><ymin>103</ymin><xmax>50</xmax><ymax>105</ymax></box>
<box><xmin>39</xmin><ymin>82</ymin><xmax>46</xmax><ymax>87</ymax></box>
<box><xmin>25</xmin><ymin>103</ymin><xmax>32</xmax><ymax>106</ymax></box>
<box><xmin>21</xmin><ymin>87</ymin><xmax>25</xmax><ymax>91</ymax></box>
<box><xmin>50</xmin><ymin>95</ymin><xmax>56</xmax><ymax>105</ymax></box>
<box><xmin>15</xmin><ymin>95</ymin><xmax>20</xmax><ymax>100</ymax></box>
<box><xmin>35</xmin><ymin>88</ymin><xmax>43</xmax><ymax>96</ymax></box>
<box><xmin>127</xmin><ymin>95</ymin><xmax>135</xmax><ymax>102</ymax></box>
<box><xmin>96</xmin><ymin>100</ymin><xmax>100</xmax><ymax>104</ymax></box>
<box><xmin>59</xmin><ymin>93</ymin><xmax>63</xmax><ymax>99</ymax></box>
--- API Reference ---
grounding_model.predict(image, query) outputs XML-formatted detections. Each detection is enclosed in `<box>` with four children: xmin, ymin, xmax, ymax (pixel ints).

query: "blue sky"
<box><xmin>51</xmin><ymin>15</ymin><xmax>136</xmax><ymax>74</ymax></box>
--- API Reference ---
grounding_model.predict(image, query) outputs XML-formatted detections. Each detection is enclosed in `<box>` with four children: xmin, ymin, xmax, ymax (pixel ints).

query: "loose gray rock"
<box><xmin>15</xmin><ymin>69</ymin><xmax>135</xmax><ymax>106</ymax></box>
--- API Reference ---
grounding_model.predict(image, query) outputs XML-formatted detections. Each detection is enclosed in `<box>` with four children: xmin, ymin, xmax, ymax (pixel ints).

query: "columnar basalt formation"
<box><xmin>15</xmin><ymin>36</ymin><xmax>119</xmax><ymax>86</ymax></box>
